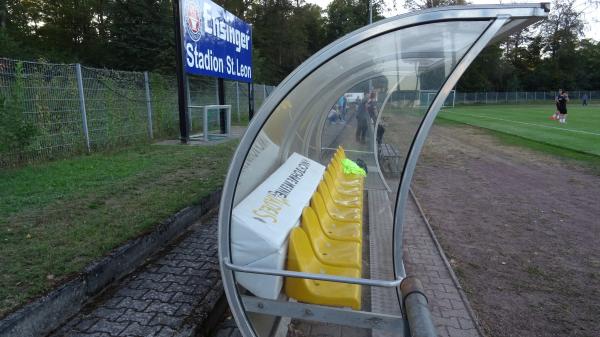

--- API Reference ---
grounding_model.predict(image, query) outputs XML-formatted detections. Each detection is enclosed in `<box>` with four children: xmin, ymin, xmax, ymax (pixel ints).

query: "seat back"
<box><xmin>300</xmin><ymin>208</ymin><xmax>328</xmax><ymax>251</ymax></box>
<box><xmin>317</xmin><ymin>180</ymin><xmax>336</xmax><ymax>201</ymax></box>
<box><xmin>310</xmin><ymin>191</ymin><xmax>332</xmax><ymax>223</ymax></box>
<box><xmin>286</xmin><ymin>227</ymin><xmax>323</xmax><ymax>273</ymax></box>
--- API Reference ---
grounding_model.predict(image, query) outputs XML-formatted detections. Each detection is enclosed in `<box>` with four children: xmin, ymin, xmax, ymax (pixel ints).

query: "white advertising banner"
<box><xmin>231</xmin><ymin>153</ymin><xmax>325</xmax><ymax>299</ymax></box>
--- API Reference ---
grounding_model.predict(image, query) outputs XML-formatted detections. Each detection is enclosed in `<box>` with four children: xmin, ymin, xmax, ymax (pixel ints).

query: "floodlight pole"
<box><xmin>172</xmin><ymin>0</ymin><xmax>189</xmax><ymax>144</ymax></box>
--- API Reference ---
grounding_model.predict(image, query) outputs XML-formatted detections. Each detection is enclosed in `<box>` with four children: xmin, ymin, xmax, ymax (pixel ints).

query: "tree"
<box><xmin>107</xmin><ymin>0</ymin><xmax>174</xmax><ymax>72</ymax></box>
<box><xmin>403</xmin><ymin>0</ymin><xmax>466</xmax><ymax>10</ymax></box>
<box><xmin>325</xmin><ymin>0</ymin><xmax>384</xmax><ymax>43</ymax></box>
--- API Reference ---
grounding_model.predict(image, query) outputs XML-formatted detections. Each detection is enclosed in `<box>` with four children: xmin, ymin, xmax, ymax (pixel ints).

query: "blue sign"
<box><xmin>182</xmin><ymin>0</ymin><xmax>252</xmax><ymax>82</ymax></box>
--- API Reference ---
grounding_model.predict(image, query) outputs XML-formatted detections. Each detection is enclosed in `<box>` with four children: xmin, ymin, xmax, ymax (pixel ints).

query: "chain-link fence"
<box><xmin>452</xmin><ymin>90</ymin><xmax>598</xmax><ymax>106</ymax></box>
<box><xmin>0</xmin><ymin>58</ymin><xmax>275</xmax><ymax>167</ymax></box>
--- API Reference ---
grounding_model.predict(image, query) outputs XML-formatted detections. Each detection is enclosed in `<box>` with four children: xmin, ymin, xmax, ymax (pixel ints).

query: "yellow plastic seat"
<box><xmin>312</xmin><ymin>191</ymin><xmax>361</xmax><ymax>223</ymax></box>
<box><xmin>285</xmin><ymin>227</ymin><xmax>361</xmax><ymax>310</ymax></box>
<box><xmin>300</xmin><ymin>210</ymin><xmax>361</xmax><ymax>268</ymax></box>
<box><xmin>305</xmin><ymin>206</ymin><xmax>361</xmax><ymax>243</ymax></box>
<box><xmin>327</xmin><ymin>162</ymin><xmax>363</xmax><ymax>188</ymax></box>
<box><xmin>318</xmin><ymin>182</ymin><xmax>362</xmax><ymax>209</ymax></box>
<box><xmin>324</xmin><ymin>171</ymin><xmax>362</xmax><ymax>197</ymax></box>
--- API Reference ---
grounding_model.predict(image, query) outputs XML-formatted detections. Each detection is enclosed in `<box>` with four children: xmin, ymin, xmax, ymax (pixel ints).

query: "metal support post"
<box><xmin>172</xmin><ymin>0</ymin><xmax>189</xmax><ymax>143</ymax></box>
<box><xmin>401</xmin><ymin>277</ymin><xmax>437</xmax><ymax>337</ymax></box>
<box><xmin>144</xmin><ymin>71</ymin><xmax>153</xmax><ymax>139</ymax></box>
<box><xmin>75</xmin><ymin>64</ymin><xmax>91</xmax><ymax>152</ymax></box>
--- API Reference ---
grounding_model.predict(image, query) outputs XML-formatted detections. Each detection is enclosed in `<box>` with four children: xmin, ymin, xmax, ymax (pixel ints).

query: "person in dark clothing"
<box><xmin>366</xmin><ymin>92</ymin><xmax>377</xmax><ymax>122</ymax></box>
<box><xmin>552</xmin><ymin>89</ymin><xmax>562</xmax><ymax>121</ymax></box>
<box><xmin>557</xmin><ymin>90</ymin><xmax>569</xmax><ymax>124</ymax></box>
<box><xmin>582</xmin><ymin>94</ymin><xmax>588</xmax><ymax>106</ymax></box>
<box><xmin>355</xmin><ymin>96</ymin><xmax>369</xmax><ymax>143</ymax></box>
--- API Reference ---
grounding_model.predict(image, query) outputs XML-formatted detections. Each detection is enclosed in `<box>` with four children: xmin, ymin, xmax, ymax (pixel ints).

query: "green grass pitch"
<box><xmin>438</xmin><ymin>103</ymin><xmax>600</xmax><ymax>156</ymax></box>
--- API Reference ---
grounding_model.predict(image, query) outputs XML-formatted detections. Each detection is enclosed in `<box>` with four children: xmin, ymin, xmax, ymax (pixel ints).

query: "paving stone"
<box><xmin>88</xmin><ymin>319</ymin><xmax>129</xmax><ymax>335</ymax></box>
<box><xmin>114</xmin><ymin>288</ymin><xmax>149</xmax><ymax>301</ymax></box>
<box><xmin>145</xmin><ymin>301</ymin><xmax>183</xmax><ymax>316</ymax></box>
<box><xmin>93</xmin><ymin>307</ymin><xmax>126</xmax><ymax>321</ymax></box>
<box><xmin>119</xmin><ymin>322</ymin><xmax>162</xmax><ymax>337</ymax></box>
<box><xmin>115</xmin><ymin>297</ymin><xmax>151</xmax><ymax>311</ymax></box>
<box><xmin>116</xmin><ymin>309</ymin><xmax>156</xmax><ymax>325</ymax></box>
<box><xmin>141</xmin><ymin>290</ymin><xmax>175</xmax><ymax>302</ymax></box>
<box><xmin>64</xmin><ymin>332</ymin><xmax>112</xmax><ymax>337</ymax></box>
<box><xmin>149</xmin><ymin>313</ymin><xmax>184</xmax><ymax>329</ymax></box>
<box><xmin>170</xmin><ymin>292</ymin><xmax>196</xmax><ymax>304</ymax></box>
<box><xmin>158</xmin><ymin>265</ymin><xmax>186</xmax><ymax>275</ymax></box>
<box><xmin>154</xmin><ymin>326</ymin><xmax>176</xmax><ymax>337</ymax></box>
<box><xmin>50</xmin><ymin>216</ymin><xmax>223</xmax><ymax>337</ymax></box>
<box><xmin>165</xmin><ymin>283</ymin><xmax>196</xmax><ymax>294</ymax></box>
<box><xmin>160</xmin><ymin>274</ymin><xmax>190</xmax><ymax>285</ymax></box>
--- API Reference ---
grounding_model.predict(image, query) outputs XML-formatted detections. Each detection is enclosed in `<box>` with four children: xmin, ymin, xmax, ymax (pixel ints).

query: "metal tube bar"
<box><xmin>242</xmin><ymin>296</ymin><xmax>405</xmax><ymax>332</ymax></box>
<box><xmin>223</xmin><ymin>260</ymin><xmax>402</xmax><ymax>287</ymax></box>
<box><xmin>401</xmin><ymin>277</ymin><xmax>437</xmax><ymax>337</ymax></box>
<box><xmin>393</xmin><ymin>16</ymin><xmax>511</xmax><ymax>283</ymax></box>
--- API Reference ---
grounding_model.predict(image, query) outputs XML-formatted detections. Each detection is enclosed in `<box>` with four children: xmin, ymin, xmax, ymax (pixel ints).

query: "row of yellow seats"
<box><xmin>285</xmin><ymin>147</ymin><xmax>364</xmax><ymax>310</ymax></box>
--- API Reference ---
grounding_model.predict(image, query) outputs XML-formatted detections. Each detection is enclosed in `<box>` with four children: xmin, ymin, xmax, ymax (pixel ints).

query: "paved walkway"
<box><xmin>403</xmin><ymin>193</ymin><xmax>482</xmax><ymax>337</ymax></box>
<box><xmin>49</xmin><ymin>214</ymin><xmax>222</xmax><ymax>337</ymax></box>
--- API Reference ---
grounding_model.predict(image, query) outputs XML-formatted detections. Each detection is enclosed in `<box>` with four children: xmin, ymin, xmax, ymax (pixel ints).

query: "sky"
<box><xmin>303</xmin><ymin>0</ymin><xmax>600</xmax><ymax>40</ymax></box>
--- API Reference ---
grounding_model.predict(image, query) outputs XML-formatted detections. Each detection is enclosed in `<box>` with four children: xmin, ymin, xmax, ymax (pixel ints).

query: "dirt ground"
<box><xmin>412</xmin><ymin>123</ymin><xmax>600</xmax><ymax>337</ymax></box>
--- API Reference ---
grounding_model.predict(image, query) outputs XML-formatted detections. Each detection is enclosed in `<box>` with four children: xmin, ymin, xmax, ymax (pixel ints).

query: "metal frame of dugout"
<box><xmin>218</xmin><ymin>4</ymin><xmax>549</xmax><ymax>337</ymax></box>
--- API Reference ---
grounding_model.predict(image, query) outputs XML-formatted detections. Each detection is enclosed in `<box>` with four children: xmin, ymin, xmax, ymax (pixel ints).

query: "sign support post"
<box><xmin>218</xmin><ymin>78</ymin><xmax>226</xmax><ymax>133</ymax></box>
<box><xmin>172</xmin><ymin>0</ymin><xmax>189</xmax><ymax>144</ymax></box>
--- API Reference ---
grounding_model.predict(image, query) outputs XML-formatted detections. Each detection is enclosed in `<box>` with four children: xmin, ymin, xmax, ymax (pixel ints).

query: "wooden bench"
<box><xmin>379</xmin><ymin>143</ymin><xmax>401</xmax><ymax>177</ymax></box>
<box><xmin>284</xmin><ymin>146</ymin><xmax>364</xmax><ymax>310</ymax></box>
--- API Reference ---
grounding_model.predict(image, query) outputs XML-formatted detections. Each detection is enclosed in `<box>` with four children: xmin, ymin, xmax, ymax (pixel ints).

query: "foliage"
<box><xmin>0</xmin><ymin>63</ymin><xmax>37</xmax><ymax>161</ymax></box>
<box><xmin>0</xmin><ymin>0</ymin><xmax>598</xmax><ymax>90</ymax></box>
<box><xmin>458</xmin><ymin>0</ymin><xmax>598</xmax><ymax>91</ymax></box>
<box><xmin>403</xmin><ymin>0</ymin><xmax>466</xmax><ymax>10</ymax></box>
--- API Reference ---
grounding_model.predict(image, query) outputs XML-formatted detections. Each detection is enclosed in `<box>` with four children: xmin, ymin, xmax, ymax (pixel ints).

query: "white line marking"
<box><xmin>450</xmin><ymin>112</ymin><xmax>600</xmax><ymax>137</ymax></box>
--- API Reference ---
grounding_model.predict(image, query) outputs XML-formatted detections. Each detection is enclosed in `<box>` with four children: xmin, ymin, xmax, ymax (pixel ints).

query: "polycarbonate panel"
<box><xmin>228</xmin><ymin>20</ymin><xmax>490</xmax><ymax>337</ymax></box>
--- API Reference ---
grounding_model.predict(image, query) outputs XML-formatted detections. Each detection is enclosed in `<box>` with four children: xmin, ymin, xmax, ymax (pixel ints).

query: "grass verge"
<box><xmin>0</xmin><ymin>141</ymin><xmax>237</xmax><ymax>317</ymax></box>
<box><xmin>439</xmin><ymin>104</ymin><xmax>600</xmax><ymax>156</ymax></box>
<box><xmin>435</xmin><ymin>115</ymin><xmax>600</xmax><ymax>173</ymax></box>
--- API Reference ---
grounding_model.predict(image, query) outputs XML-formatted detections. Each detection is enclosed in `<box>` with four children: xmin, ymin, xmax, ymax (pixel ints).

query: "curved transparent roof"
<box><xmin>219</xmin><ymin>4</ymin><xmax>548</xmax><ymax>337</ymax></box>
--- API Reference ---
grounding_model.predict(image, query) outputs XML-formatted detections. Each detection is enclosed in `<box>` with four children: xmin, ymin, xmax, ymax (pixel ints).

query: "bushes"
<box><xmin>0</xmin><ymin>63</ymin><xmax>37</xmax><ymax>164</ymax></box>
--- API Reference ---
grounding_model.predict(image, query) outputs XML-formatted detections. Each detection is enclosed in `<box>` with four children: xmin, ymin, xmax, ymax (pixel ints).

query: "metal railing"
<box><xmin>0</xmin><ymin>58</ymin><xmax>275</xmax><ymax>167</ymax></box>
<box><xmin>453</xmin><ymin>90</ymin><xmax>598</xmax><ymax>106</ymax></box>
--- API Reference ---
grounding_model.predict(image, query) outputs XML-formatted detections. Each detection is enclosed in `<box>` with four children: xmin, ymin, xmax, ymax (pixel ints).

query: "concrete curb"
<box><xmin>0</xmin><ymin>189</ymin><xmax>222</xmax><ymax>337</ymax></box>
<box><xmin>409</xmin><ymin>188</ymin><xmax>487</xmax><ymax>337</ymax></box>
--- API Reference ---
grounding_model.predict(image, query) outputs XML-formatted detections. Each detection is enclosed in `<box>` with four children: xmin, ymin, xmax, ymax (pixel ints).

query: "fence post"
<box><xmin>144</xmin><ymin>72</ymin><xmax>153</xmax><ymax>139</ymax></box>
<box><xmin>75</xmin><ymin>63</ymin><xmax>91</xmax><ymax>153</ymax></box>
<box><xmin>236</xmin><ymin>81</ymin><xmax>240</xmax><ymax>122</ymax></box>
<box><xmin>452</xmin><ymin>90</ymin><xmax>456</xmax><ymax>108</ymax></box>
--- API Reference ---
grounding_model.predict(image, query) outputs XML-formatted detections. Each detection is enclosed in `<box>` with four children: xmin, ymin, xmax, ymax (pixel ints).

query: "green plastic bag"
<box><xmin>341</xmin><ymin>158</ymin><xmax>366</xmax><ymax>177</ymax></box>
